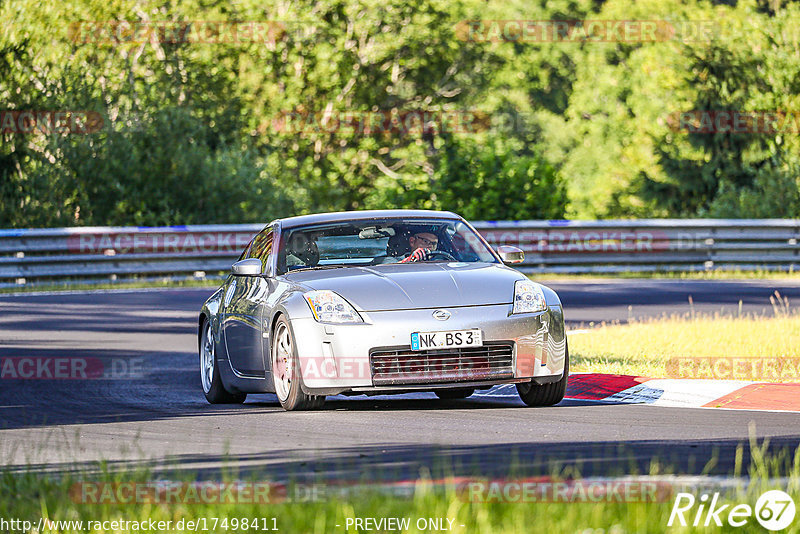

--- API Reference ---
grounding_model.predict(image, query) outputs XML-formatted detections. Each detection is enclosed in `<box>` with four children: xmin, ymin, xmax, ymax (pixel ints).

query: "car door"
<box><xmin>223</xmin><ymin>226</ymin><xmax>275</xmax><ymax>376</ymax></box>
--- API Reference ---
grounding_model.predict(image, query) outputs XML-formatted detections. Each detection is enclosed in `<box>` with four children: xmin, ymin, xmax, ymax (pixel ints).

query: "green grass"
<box><xmin>0</xmin><ymin>277</ymin><xmax>220</xmax><ymax>295</ymax></box>
<box><xmin>570</xmin><ymin>292</ymin><xmax>800</xmax><ymax>380</ymax></box>
<box><xmin>3</xmin><ymin>436</ymin><xmax>800</xmax><ymax>534</ymax></box>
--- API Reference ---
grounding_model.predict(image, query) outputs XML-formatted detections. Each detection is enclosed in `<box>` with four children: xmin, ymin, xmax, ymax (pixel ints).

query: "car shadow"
<box><xmin>9</xmin><ymin>435</ymin><xmax>800</xmax><ymax>483</ymax></box>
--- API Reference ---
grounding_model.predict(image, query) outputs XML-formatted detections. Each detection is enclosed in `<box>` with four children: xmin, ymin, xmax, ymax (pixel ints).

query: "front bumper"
<box><xmin>290</xmin><ymin>303</ymin><xmax>566</xmax><ymax>395</ymax></box>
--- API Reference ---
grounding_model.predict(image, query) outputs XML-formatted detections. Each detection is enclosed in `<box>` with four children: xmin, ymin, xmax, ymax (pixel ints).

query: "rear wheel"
<box><xmin>200</xmin><ymin>319</ymin><xmax>246</xmax><ymax>404</ymax></box>
<box><xmin>434</xmin><ymin>388</ymin><xmax>474</xmax><ymax>400</ymax></box>
<box><xmin>517</xmin><ymin>343</ymin><xmax>569</xmax><ymax>407</ymax></box>
<box><xmin>271</xmin><ymin>317</ymin><xmax>326</xmax><ymax>411</ymax></box>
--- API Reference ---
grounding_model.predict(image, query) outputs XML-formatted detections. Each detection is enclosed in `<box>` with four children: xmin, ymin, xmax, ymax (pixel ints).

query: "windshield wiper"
<box><xmin>287</xmin><ymin>265</ymin><xmax>347</xmax><ymax>273</ymax></box>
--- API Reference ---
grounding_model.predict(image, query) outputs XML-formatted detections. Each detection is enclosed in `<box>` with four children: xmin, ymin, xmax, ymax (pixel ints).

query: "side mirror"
<box><xmin>497</xmin><ymin>245</ymin><xmax>524</xmax><ymax>264</ymax></box>
<box><xmin>231</xmin><ymin>258</ymin><xmax>262</xmax><ymax>276</ymax></box>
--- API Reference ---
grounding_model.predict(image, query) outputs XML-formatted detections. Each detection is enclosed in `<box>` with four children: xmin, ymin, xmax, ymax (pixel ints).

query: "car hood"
<box><xmin>285</xmin><ymin>263</ymin><xmax>524</xmax><ymax>311</ymax></box>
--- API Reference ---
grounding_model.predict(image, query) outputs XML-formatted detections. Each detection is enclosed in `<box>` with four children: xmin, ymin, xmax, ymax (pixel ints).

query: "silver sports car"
<box><xmin>198</xmin><ymin>210</ymin><xmax>568</xmax><ymax>410</ymax></box>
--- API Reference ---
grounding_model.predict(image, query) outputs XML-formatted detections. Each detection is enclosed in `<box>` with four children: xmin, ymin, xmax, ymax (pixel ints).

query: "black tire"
<box><xmin>434</xmin><ymin>388</ymin><xmax>475</xmax><ymax>400</ymax></box>
<box><xmin>308</xmin><ymin>395</ymin><xmax>327</xmax><ymax>410</ymax></box>
<box><xmin>271</xmin><ymin>316</ymin><xmax>325</xmax><ymax>411</ymax></box>
<box><xmin>516</xmin><ymin>342</ymin><xmax>569</xmax><ymax>407</ymax></box>
<box><xmin>200</xmin><ymin>319</ymin><xmax>246</xmax><ymax>404</ymax></box>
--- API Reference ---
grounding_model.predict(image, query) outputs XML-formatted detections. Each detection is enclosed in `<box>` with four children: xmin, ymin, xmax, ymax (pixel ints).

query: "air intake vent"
<box><xmin>369</xmin><ymin>342</ymin><xmax>514</xmax><ymax>386</ymax></box>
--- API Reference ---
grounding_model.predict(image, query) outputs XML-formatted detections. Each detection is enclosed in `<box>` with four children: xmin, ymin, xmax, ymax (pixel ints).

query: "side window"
<box><xmin>237</xmin><ymin>240</ymin><xmax>253</xmax><ymax>261</ymax></box>
<box><xmin>248</xmin><ymin>226</ymin><xmax>275</xmax><ymax>274</ymax></box>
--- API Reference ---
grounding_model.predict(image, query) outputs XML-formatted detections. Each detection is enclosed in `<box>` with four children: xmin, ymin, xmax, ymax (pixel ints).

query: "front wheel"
<box><xmin>271</xmin><ymin>317</ymin><xmax>326</xmax><ymax>411</ymax></box>
<box><xmin>517</xmin><ymin>343</ymin><xmax>569</xmax><ymax>407</ymax></box>
<box><xmin>200</xmin><ymin>319</ymin><xmax>246</xmax><ymax>404</ymax></box>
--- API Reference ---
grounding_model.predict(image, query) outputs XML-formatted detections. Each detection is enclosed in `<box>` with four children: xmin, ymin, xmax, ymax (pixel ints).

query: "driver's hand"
<box><xmin>400</xmin><ymin>247</ymin><xmax>430</xmax><ymax>263</ymax></box>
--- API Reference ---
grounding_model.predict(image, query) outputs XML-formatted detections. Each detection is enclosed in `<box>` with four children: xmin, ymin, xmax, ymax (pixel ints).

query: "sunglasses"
<box><xmin>413</xmin><ymin>235</ymin><xmax>438</xmax><ymax>247</ymax></box>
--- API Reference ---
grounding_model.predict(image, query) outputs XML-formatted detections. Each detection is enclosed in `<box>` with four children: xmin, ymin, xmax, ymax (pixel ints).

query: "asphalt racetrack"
<box><xmin>1</xmin><ymin>280</ymin><xmax>800</xmax><ymax>481</ymax></box>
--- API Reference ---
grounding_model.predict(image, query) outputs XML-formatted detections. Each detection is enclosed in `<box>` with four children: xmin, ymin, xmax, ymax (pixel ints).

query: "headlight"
<box><xmin>304</xmin><ymin>290</ymin><xmax>363</xmax><ymax>323</ymax></box>
<box><xmin>512</xmin><ymin>280</ymin><xmax>547</xmax><ymax>314</ymax></box>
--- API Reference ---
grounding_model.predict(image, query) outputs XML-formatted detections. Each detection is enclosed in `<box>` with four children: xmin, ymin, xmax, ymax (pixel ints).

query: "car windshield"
<box><xmin>276</xmin><ymin>218</ymin><xmax>499</xmax><ymax>274</ymax></box>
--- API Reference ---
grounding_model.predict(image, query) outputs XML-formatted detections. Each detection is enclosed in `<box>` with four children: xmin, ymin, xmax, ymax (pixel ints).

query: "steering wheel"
<box><xmin>425</xmin><ymin>250</ymin><xmax>456</xmax><ymax>261</ymax></box>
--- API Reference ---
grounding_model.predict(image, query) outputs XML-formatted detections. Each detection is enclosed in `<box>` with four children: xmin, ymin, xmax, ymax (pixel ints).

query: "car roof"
<box><xmin>276</xmin><ymin>209</ymin><xmax>461</xmax><ymax>229</ymax></box>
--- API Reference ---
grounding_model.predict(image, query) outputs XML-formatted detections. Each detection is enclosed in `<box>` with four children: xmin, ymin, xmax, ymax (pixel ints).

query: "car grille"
<box><xmin>369</xmin><ymin>342</ymin><xmax>515</xmax><ymax>386</ymax></box>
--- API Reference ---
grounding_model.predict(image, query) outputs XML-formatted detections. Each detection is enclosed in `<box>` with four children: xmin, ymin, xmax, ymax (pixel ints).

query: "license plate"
<box><xmin>410</xmin><ymin>329</ymin><xmax>483</xmax><ymax>351</ymax></box>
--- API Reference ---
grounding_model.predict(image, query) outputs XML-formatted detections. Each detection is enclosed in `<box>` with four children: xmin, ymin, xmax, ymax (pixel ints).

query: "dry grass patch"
<box><xmin>570</xmin><ymin>292</ymin><xmax>800</xmax><ymax>381</ymax></box>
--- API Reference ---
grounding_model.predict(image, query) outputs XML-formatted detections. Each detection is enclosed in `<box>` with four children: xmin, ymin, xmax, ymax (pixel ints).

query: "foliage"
<box><xmin>561</xmin><ymin>0</ymin><xmax>800</xmax><ymax>218</ymax></box>
<box><xmin>429</xmin><ymin>135</ymin><xmax>567</xmax><ymax>220</ymax></box>
<box><xmin>1</xmin><ymin>0</ymin><xmax>799</xmax><ymax>227</ymax></box>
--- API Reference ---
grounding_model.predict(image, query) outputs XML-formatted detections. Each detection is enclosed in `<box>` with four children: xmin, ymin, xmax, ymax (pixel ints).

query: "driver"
<box><xmin>286</xmin><ymin>232</ymin><xmax>319</xmax><ymax>268</ymax></box>
<box><xmin>399</xmin><ymin>232</ymin><xmax>438</xmax><ymax>263</ymax></box>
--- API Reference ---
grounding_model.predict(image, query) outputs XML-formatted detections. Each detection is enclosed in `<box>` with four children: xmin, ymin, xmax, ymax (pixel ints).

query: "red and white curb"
<box><xmin>566</xmin><ymin>373</ymin><xmax>800</xmax><ymax>413</ymax></box>
<box><xmin>474</xmin><ymin>374</ymin><xmax>800</xmax><ymax>413</ymax></box>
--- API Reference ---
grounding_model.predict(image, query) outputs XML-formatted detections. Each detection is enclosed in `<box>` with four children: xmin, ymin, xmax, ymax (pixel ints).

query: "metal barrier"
<box><xmin>472</xmin><ymin>219</ymin><xmax>800</xmax><ymax>274</ymax></box>
<box><xmin>0</xmin><ymin>219</ymin><xmax>798</xmax><ymax>286</ymax></box>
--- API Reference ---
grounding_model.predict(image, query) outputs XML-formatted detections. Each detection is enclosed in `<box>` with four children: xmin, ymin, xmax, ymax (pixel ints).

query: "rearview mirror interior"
<box><xmin>231</xmin><ymin>258</ymin><xmax>262</xmax><ymax>276</ymax></box>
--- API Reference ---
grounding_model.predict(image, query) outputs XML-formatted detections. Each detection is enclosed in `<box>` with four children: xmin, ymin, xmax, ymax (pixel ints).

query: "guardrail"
<box><xmin>0</xmin><ymin>219</ymin><xmax>798</xmax><ymax>287</ymax></box>
<box><xmin>472</xmin><ymin>219</ymin><xmax>800</xmax><ymax>274</ymax></box>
